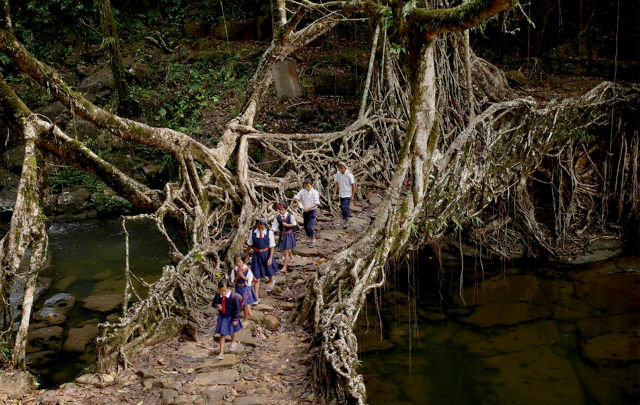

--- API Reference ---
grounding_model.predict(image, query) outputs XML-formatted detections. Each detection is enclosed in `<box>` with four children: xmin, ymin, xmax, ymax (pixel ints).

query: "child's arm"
<box><xmin>232</xmin><ymin>293</ymin><xmax>241</xmax><ymax>323</ymax></box>
<box><xmin>238</xmin><ymin>270</ymin><xmax>249</xmax><ymax>282</ymax></box>
<box><xmin>211</xmin><ymin>293</ymin><xmax>222</xmax><ymax>309</ymax></box>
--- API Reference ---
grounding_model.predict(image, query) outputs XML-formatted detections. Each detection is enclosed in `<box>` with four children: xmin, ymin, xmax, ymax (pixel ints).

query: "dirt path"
<box><xmin>17</xmin><ymin>197</ymin><xmax>379</xmax><ymax>405</ymax></box>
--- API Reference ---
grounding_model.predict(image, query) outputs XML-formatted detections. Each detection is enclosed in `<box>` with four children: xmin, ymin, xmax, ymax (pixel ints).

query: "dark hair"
<box><xmin>303</xmin><ymin>177</ymin><xmax>313</xmax><ymax>185</ymax></box>
<box><xmin>277</xmin><ymin>200</ymin><xmax>288</xmax><ymax>209</ymax></box>
<box><xmin>218</xmin><ymin>279</ymin><xmax>229</xmax><ymax>289</ymax></box>
<box><xmin>233</xmin><ymin>253</ymin><xmax>244</xmax><ymax>262</ymax></box>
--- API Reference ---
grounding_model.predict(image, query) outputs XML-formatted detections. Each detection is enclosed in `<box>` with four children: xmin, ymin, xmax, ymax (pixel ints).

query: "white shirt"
<box><xmin>294</xmin><ymin>188</ymin><xmax>320</xmax><ymax>209</ymax></box>
<box><xmin>231</xmin><ymin>264</ymin><xmax>253</xmax><ymax>287</ymax></box>
<box><xmin>271</xmin><ymin>212</ymin><xmax>297</xmax><ymax>233</ymax></box>
<box><xmin>334</xmin><ymin>170</ymin><xmax>355</xmax><ymax>198</ymax></box>
<box><xmin>246</xmin><ymin>228</ymin><xmax>276</xmax><ymax>247</ymax></box>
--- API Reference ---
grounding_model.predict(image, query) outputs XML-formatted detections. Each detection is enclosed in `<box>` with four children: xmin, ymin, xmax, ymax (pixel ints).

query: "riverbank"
<box><xmin>10</xmin><ymin>196</ymin><xmax>378</xmax><ymax>404</ymax></box>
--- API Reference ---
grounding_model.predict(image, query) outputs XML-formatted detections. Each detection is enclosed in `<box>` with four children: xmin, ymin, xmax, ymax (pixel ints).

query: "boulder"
<box><xmin>75</xmin><ymin>373</ymin><xmax>116</xmax><ymax>388</ymax></box>
<box><xmin>0</xmin><ymin>370</ymin><xmax>37</xmax><ymax>399</ymax></box>
<box><xmin>78</xmin><ymin>68</ymin><xmax>115</xmax><ymax>94</ymax></box>
<box><xmin>63</xmin><ymin>321</ymin><xmax>99</xmax><ymax>352</ymax></box>
<box><xmin>26</xmin><ymin>350</ymin><xmax>56</xmax><ymax>367</ymax></box>
<box><xmin>184</xmin><ymin>21</ymin><xmax>208</xmax><ymax>38</ymax></box>
<box><xmin>82</xmin><ymin>294</ymin><xmax>123</xmax><ymax>312</ymax></box>
<box><xmin>505</xmin><ymin>70</ymin><xmax>527</xmax><ymax>86</ymax></box>
<box><xmin>366</xmin><ymin>192</ymin><xmax>383</xmax><ymax>205</ymax></box>
<box><xmin>566</xmin><ymin>239</ymin><xmax>625</xmax><ymax>265</ymax></box>
<box><xmin>56</xmin><ymin>187</ymin><xmax>92</xmax><ymax>213</ymax></box>
<box><xmin>32</xmin><ymin>307</ymin><xmax>66</xmax><ymax>326</ymax></box>
<box><xmin>27</xmin><ymin>326</ymin><xmax>63</xmax><ymax>351</ymax></box>
<box><xmin>8</xmin><ymin>277</ymin><xmax>52</xmax><ymax>320</ymax></box>
<box><xmin>42</xmin><ymin>292</ymin><xmax>76</xmax><ymax>312</ymax></box>
<box><xmin>262</xmin><ymin>314</ymin><xmax>280</xmax><ymax>330</ymax></box>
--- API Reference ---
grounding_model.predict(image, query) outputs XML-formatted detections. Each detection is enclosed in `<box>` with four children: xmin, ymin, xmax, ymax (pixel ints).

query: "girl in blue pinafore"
<box><xmin>231</xmin><ymin>253</ymin><xmax>258</xmax><ymax>322</ymax></box>
<box><xmin>245</xmin><ymin>217</ymin><xmax>278</xmax><ymax>299</ymax></box>
<box><xmin>212</xmin><ymin>279</ymin><xmax>243</xmax><ymax>359</ymax></box>
<box><xmin>271</xmin><ymin>200</ymin><xmax>297</xmax><ymax>274</ymax></box>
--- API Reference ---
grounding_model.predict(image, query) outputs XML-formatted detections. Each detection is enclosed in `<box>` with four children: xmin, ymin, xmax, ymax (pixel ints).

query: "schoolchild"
<box><xmin>271</xmin><ymin>200</ymin><xmax>297</xmax><ymax>274</ymax></box>
<box><xmin>212</xmin><ymin>279</ymin><xmax>243</xmax><ymax>359</ymax></box>
<box><xmin>293</xmin><ymin>177</ymin><xmax>320</xmax><ymax>248</ymax></box>
<box><xmin>333</xmin><ymin>162</ymin><xmax>356</xmax><ymax>229</ymax></box>
<box><xmin>231</xmin><ymin>253</ymin><xmax>258</xmax><ymax>322</ymax></box>
<box><xmin>245</xmin><ymin>217</ymin><xmax>278</xmax><ymax>297</ymax></box>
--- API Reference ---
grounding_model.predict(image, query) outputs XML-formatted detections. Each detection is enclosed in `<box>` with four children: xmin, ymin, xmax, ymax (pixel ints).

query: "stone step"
<box><xmin>193</xmin><ymin>369</ymin><xmax>239</xmax><ymax>386</ymax></box>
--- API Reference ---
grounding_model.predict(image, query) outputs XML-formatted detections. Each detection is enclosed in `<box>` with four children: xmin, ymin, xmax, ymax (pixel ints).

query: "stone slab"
<box><xmin>193</xmin><ymin>369</ymin><xmax>239</xmax><ymax>386</ymax></box>
<box><xmin>195</xmin><ymin>354</ymin><xmax>239</xmax><ymax>371</ymax></box>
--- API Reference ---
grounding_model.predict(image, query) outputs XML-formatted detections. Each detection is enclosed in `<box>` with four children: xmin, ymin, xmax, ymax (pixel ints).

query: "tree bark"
<box><xmin>99</xmin><ymin>0</ymin><xmax>128</xmax><ymax>104</ymax></box>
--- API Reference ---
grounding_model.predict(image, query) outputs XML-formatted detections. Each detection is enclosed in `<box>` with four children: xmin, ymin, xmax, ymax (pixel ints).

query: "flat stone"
<box><xmin>316</xmin><ymin>229</ymin><xmax>345</xmax><ymax>241</ymax></box>
<box><xmin>32</xmin><ymin>307</ymin><xmax>66</xmax><ymax>326</ymax></box>
<box><xmin>193</xmin><ymin>369</ymin><xmax>239</xmax><ymax>386</ymax></box>
<box><xmin>27</xmin><ymin>326</ymin><xmax>63</xmax><ymax>351</ymax></box>
<box><xmin>161</xmin><ymin>388</ymin><xmax>179</xmax><ymax>405</ymax></box>
<box><xmin>42</xmin><ymin>293</ymin><xmax>75</xmax><ymax>312</ymax></box>
<box><xmin>467</xmin><ymin>321</ymin><xmax>560</xmax><ymax>356</ymax></box>
<box><xmin>178</xmin><ymin>341</ymin><xmax>210</xmax><ymax>358</ymax></box>
<box><xmin>82</xmin><ymin>294</ymin><xmax>123</xmax><ymax>312</ymax></box>
<box><xmin>233</xmin><ymin>395</ymin><xmax>267</xmax><ymax>405</ymax></box>
<box><xmin>367</xmin><ymin>192</ymin><xmax>383</xmax><ymax>205</ymax></box>
<box><xmin>262</xmin><ymin>314</ymin><xmax>280</xmax><ymax>330</ymax></box>
<box><xmin>581</xmin><ymin>332</ymin><xmax>639</xmax><ymax>365</ymax></box>
<box><xmin>63</xmin><ymin>322</ymin><xmax>98</xmax><ymax>352</ymax></box>
<box><xmin>235</xmin><ymin>329</ymin><xmax>258</xmax><ymax>347</ymax></box>
<box><xmin>195</xmin><ymin>354</ymin><xmax>239</xmax><ymax>370</ymax></box>
<box><xmin>292</xmin><ymin>245</ymin><xmax>322</xmax><ymax>257</ymax></box>
<box><xmin>253</xmin><ymin>303</ymin><xmax>274</xmax><ymax>312</ymax></box>
<box><xmin>203</xmin><ymin>387</ymin><xmax>226</xmax><ymax>404</ymax></box>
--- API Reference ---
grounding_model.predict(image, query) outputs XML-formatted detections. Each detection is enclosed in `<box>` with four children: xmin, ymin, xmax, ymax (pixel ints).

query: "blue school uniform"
<box><xmin>212</xmin><ymin>291</ymin><xmax>243</xmax><ymax>336</ymax></box>
<box><xmin>249</xmin><ymin>228</ymin><xmax>278</xmax><ymax>279</ymax></box>
<box><xmin>276</xmin><ymin>213</ymin><xmax>297</xmax><ymax>250</ymax></box>
<box><xmin>233</xmin><ymin>265</ymin><xmax>258</xmax><ymax>306</ymax></box>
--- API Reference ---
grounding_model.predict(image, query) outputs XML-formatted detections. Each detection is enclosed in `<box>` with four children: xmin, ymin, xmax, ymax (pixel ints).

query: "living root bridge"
<box><xmin>0</xmin><ymin>0</ymin><xmax>637</xmax><ymax>403</ymax></box>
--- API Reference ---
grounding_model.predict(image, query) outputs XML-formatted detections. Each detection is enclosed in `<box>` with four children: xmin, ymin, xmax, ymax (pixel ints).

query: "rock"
<box><xmin>366</xmin><ymin>192</ymin><xmax>383</xmax><ymax>205</ymax></box>
<box><xmin>184</xmin><ymin>21</ymin><xmax>208</xmax><ymax>38</ymax></box>
<box><xmin>262</xmin><ymin>314</ymin><xmax>280</xmax><ymax>330</ymax></box>
<box><xmin>233</xmin><ymin>395</ymin><xmax>266</xmax><ymax>405</ymax></box>
<box><xmin>577</xmin><ymin>312</ymin><xmax>637</xmax><ymax>338</ymax></box>
<box><xmin>75</xmin><ymin>373</ymin><xmax>116</xmax><ymax>387</ymax></box>
<box><xmin>182</xmin><ymin>321</ymin><xmax>198</xmax><ymax>341</ymax></box>
<box><xmin>0</xmin><ymin>370</ymin><xmax>37</xmax><ymax>399</ymax></box>
<box><xmin>505</xmin><ymin>70</ymin><xmax>527</xmax><ymax>86</ymax></box>
<box><xmin>42</xmin><ymin>292</ymin><xmax>76</xmax><ymax>310</ymax></box>
<box><xmin>316</xmin><ymin>229</ymin><xmax>345</xmax><ymax>241</ymax></box>
<box><xmin>292</xmin><ymin>244</ymin><xmax>321</xmax><ymax>257</ymax></box>
<box><xmin>82</xmin><ymin>294</ymin><xmax>123</xmax><ymax>312</ymax></box>
<box><xmin>63</xmin><ymin>321</ymin><xmax>98</xmax><ymax>352</ymax></box>
<box><xmin>1</xmin><ymin>146</ymin><xmax>25</xmax><ymax>171</ymax></box>
<box><xmin>8</xmin><ymin>277</ymin><xmax>52</xmax><ymax>320</ymax></box>
<box><xmin>574</xmin><ymin>267</ymin><xmax>640</xmax><ymax>314</ymax></box>
<box><xmin>193</xmin><ymin>369</ymin><xmax>239</xmax><ymax>386</ymax></box>
<box><xmin>195</xmin><ymin>354</ymin><xmax>239</xmax><ymax>371</ymax></box>
<box><xmin>253</xmin><ymin>303</ymin><xmax>274</xmax><ymax>312</ymax></box>
<box><xmin>272</xmin><ymin>60</ymin><xmax>302</xmax><ymax>99</ymax></box>
<box><xmin>65</xmin><ymin>117</ymin><xmax>99</xmax><ymax>139</ymax></box>
<box><xmin>54</xmin><ymin>275</ymin><xmax>78</xmax><ymax>290</ymax></box>
<box><xmin>314</xmin><ymin>68</ymin><xmax>358</xmax><ymax>96</ymax></box>
<box><xmin>581</xmin><ymin>333</ymin><xmax>639</xmax><ymax>365</ymax></box>
<box><xmin>154</xmin><ymin>378</ymin><xmax>182</xmax><ymax>390</ymax></box>
<box><xmin>27</xmin><ymin>326</ymin><xmax>63</xmax><ymax>351</ymax></box>
<box><xmin>203</xmin><ymin>387</ymin><xmax>226</xmax><ymax>404</ymax></box>
<box><xmin>78</xmin><ymin>68</ymin><xmax>115</xmax><ymax>94</ymax></box>
<box><xmin>135</xmin><ymin>368</ymin><xmax>156</xmax><ymax>380</ymax></box>
<box><xmin>32</xmin><ymin>307</ymin><xmax>67</xmax><ymax>326</ymax></box>
<box><xmin>455</xmin><ymin>275</ymin><xmax>550</xmax><ymax>327</ymax></box>
<box><xmin>566</xmin><ymin>239</ymin><xmax>625</xmax><ymax>264</ymax></box>
<box><xmin>26</xmin><ymin>350</ymin><xmax>56</xmax><ymax>367</ymax></box>
<box><xmin>466</xmin><ymin>321</ymin><xmax>560</xmax><ymax>356</ymax></box>
<box><xmin>35</xmin><ymin>102</ymin><xmax>67</xmax><ymax>122</ymax></box>
<box><xmin>161</xmin><ymin>388</ymin><xmax>179</xmax><ymax>405</ymax></box>
<box><xmin>212</xmin><ymin>19</ymin><xmax>258</xmax><ymax>40</ymax></box>
<box><xmin>56</xmin><ymin>187</ymin><xmax>92</xmax><ymax>213</ymax></box>
<box><xmin>478</xmin><ymin>347</ymin><xmax>583</xmax><ymax>403</ymax></box>
<box><xmin>235</xmin><ymin>329</ymin><xmax>258</xmax><ymax>347</ymax></box>
<box><xmin>203</xmin><ymin>307</ymin><xmax>217</xmax><ymax>317</ymax></box>
<box><xmin>250</xmin><ymin>310</ymin><xmax>264</xmax><ymax>324</ymax></box>
<box><xmin>106</xmin><ymin>313</ymin><xmax>120</xmax><ymax>323</ymax></box>
<box><xmin>177</xmin><ymin>341</ymin><xmax>210</xmax><ymax>358</ymax></box>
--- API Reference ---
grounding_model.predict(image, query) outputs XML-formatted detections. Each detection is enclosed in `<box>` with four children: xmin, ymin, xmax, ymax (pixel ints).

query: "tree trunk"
<box><xmin>99</xmin><ymin>0</ymin><xmax>128</xmax><ymax>104</ymax></box>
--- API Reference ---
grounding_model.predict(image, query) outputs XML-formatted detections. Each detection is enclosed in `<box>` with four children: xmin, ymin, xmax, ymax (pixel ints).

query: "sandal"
<box><xmin>229</xmin><ymin>343</ymin><xmax>237</xmax><ymax>352</ymax></box>
<box><xmin>216</xmin><ymin>354</ymin><xmax>225</xmax><ymax>360</ymax></box>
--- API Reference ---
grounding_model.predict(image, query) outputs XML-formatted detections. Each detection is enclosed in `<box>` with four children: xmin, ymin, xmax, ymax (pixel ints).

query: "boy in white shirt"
<box><xmin>333</xmin><ymin>162</ymin><xmax>356</xmax><ymax>229</ymax></box>
<box><xmin>293</xmin><ymin>177</ymin><xmax>320</xmax><ymax>248</ymax></box>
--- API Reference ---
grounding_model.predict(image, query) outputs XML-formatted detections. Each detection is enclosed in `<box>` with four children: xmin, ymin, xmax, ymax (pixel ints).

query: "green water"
<box><xmin>358</xmin><ymin>256</ymin><xmax>640</xmax><ymax>404</ymax></box>
<box><xmin>30</xmin><ymin>219</ymin><xmax>174</xmax><ymax>386</ymax></box>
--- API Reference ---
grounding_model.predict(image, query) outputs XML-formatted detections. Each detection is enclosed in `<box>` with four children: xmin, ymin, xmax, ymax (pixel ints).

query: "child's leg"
<box><xmin>282</xmin><ymin>250</ymin><xmax>290</xmax><ymax>272</ymax></box>
<box><xmin>218</xmin><ymin>335</ymin><xmax>225</xmax><ymax>356</ymax></box>
<box><xmin>229</xmin><ymin>332</ymin><xmax>237</xmax><ymax>351</ymax></box>
<box><xmin>253</xmin><ymin>279</ymin><xmax>260</xmax><ymax>298</ymax></box>
<box><xmin>243</xmin><ymin>305</ymin><xmax>250</xmax><ymax>322</ymax></box>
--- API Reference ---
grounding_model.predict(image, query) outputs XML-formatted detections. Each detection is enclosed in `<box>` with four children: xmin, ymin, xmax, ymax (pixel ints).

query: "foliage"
<box><xmin>89</xmin><ymin>192</ymin><xmax>133</xmax><ymax>216</ymax></box>
<box><xmin>48</xmin><ymin>167</ymin><xmax>101</xmax><ymax>194</ymax></box>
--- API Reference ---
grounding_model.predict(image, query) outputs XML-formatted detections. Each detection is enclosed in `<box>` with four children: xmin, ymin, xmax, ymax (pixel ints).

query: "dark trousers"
<box><xmin>302</xmin><ymin>209</ymin><xmax>317</xmax><ymax>238</ymax></box>
<box><xmin>339</xmin><ymin>197</ymin><xmax>351</xmax><ymax>220</ymax></box>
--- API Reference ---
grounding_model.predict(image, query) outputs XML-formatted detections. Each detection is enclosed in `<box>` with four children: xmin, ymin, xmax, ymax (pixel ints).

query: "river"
<box><xmin>27</xmin><ymin>219</ymin><xmax>173</xmax><ymax>387</ymax></box>
<box><xmin>358</xmin><ymin>254</ymin><xmax>639</xmax><ymax>404</ymax></box>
